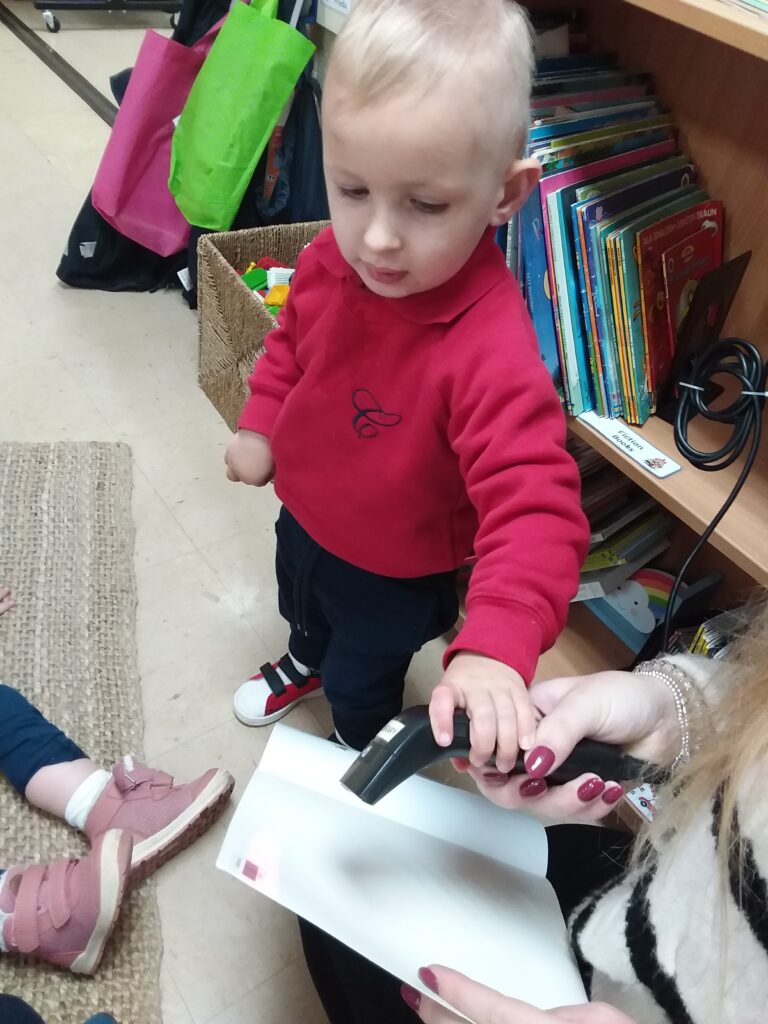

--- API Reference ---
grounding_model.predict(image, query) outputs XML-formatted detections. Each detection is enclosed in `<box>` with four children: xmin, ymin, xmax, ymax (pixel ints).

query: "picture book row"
<box><xmin>506</xmin><ymin>50</ymin><xmax>725</xmax><ymax>424</ymax></box>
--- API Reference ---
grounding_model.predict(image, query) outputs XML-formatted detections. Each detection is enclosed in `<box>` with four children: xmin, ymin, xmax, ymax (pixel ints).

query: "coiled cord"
<box><xmin>662</xmin><ymin>338</ymin><xmax>767</xmax><ymax>651</ymax></box>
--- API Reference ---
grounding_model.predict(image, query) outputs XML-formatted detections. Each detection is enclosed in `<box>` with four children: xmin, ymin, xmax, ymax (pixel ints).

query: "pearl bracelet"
<box><xmin>634</xmin><ymin>659</ymin><xmax>703</xmax><ymax>772</ymax></box>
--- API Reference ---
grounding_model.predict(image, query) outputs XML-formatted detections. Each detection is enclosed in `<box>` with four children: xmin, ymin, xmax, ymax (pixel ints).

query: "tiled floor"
<box><xmin>0</xmin><ymin>20</ymin><xmax>446</xmax><ymax>1024</ymax></box>
<box><xmin>6</xmin><ymin>0</ymin><xmax>171</xmax><ymax>100</ymax></box>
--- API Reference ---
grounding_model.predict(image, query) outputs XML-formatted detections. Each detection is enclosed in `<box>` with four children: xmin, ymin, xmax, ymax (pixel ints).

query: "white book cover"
<box><xmin>217</xmin><ymin>726</ymin><xmax>587</xmax><ymax>1016</ymax></box>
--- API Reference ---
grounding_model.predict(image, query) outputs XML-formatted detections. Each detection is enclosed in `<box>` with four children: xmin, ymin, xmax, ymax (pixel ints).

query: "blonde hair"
<box><xmin>640</xmin><ymin>601</ymin><xmax>768</xmax><ymax>893</ymax></box>
<box><xmin>328</xmin><ymin>0</ymin><xmax>533</xmax><ymax>159</ymax></box>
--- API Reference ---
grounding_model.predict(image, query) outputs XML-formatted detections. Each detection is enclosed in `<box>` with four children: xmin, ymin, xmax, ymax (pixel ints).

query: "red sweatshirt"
<box><xmin>239</xmin><ymin>227</ymin><xmax>589</xmax><ymax>682</ymax></box>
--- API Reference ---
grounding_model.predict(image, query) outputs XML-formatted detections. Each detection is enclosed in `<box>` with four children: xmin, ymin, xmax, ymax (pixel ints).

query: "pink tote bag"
<box><xmin>92</xmin><ymin>23</ymin><xmax>221</xmax><ymax>256</ymax></box>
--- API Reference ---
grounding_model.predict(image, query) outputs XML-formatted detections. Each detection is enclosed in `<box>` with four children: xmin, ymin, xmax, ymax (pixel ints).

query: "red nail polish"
<box><xmin>519</xmin><ymin>777</ymin><xmax>547</xmax><ymax>797</ymax></box>
<box><xmin>418</xmin><ymin>967</ymin><xmax>439</xmax><ymax>994</ymax></box>
<box><xmin>577</xmin><ymin>777</ymin><xmax>605</xmax><ymax>802</ymax></box>
<box><xmin>524</xmin><ymin>746</ymin><xmax>555</xmax><ymax>778</ymax></box>
<box><xmin>481</xmin><ymin>770</ymin><xmax>510</xmax><ymax>787</ymax></box>
<box><xmin>602</xmin><ymin>785</ymin><xmax>624</xmax><ymax>805</ymax></box>
<box><xmin>401</xmin><ymin>984</ymin><xmax>421</xmax><ymax>1011</ymax></box>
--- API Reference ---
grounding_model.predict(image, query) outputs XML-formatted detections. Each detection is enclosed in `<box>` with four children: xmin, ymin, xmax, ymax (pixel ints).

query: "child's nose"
<box><xmin>363</xmin><ymin>213</ymin><xmax>402</xmax><ymax>254</ymax></box>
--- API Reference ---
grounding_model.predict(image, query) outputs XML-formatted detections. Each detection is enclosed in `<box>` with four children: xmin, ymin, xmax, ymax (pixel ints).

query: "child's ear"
<box><xmin>490</xmin><ymin>158</ymin><xmax>541</xmax><ymax>226</ymax></box>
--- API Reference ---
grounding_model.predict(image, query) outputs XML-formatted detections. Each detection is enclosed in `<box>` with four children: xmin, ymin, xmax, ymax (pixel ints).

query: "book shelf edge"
<box><xmin>569</xmin><ymin>416</ymin><xmax>768</xmax><ymax>587</ymax></box>
<box><xmin>620</xmin><ymin>0</ymin><xmax>768</xmax><ymax>62</ymax></box>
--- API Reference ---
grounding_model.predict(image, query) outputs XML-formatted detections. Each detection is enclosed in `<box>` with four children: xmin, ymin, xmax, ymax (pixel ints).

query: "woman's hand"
<box><xmin>403</xmin><ymin>965</ymin><xmax>636</xmax><ymax>1024</ymax></box>
<box><xmin>456</xmin><ymin>668</ymin><xmax>681</xmax><ymax>821</ymax></box>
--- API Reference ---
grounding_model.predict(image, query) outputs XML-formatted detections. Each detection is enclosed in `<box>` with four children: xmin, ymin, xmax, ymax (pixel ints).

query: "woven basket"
<box><xmin>197</xmin><ymin>221</ymin><xmax>330</xmax><ymax>431</ymax></box>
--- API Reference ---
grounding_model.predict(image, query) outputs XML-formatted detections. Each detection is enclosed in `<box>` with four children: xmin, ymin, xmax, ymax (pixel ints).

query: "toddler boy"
<box><xmin>225</xmin><ymin>0</ymin><xmax>589</xmax><ymax>771</ymax></box>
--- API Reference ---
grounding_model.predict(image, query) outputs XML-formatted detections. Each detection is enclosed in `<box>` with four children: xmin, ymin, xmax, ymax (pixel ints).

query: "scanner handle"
<box><xmin>449</xmin><ymin>710</ymin><xmax>647</xmax><ymax>784</ymax></box>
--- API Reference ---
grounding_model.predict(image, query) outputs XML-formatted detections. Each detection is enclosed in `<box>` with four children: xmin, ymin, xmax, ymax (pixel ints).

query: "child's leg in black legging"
<box><xmin>0</xmin><ymin>994</ymin><xmax>47</xmax><ymax>1024</ymax></box>
<box><xmin>0</xmin><ymin>684</ymin><xmax>88</xmax><ymax>794</ymax></box>
<box><xmin>0</xmin><ymin>683</ymin><xmax>106</xmax><ymax>823</ymax></box>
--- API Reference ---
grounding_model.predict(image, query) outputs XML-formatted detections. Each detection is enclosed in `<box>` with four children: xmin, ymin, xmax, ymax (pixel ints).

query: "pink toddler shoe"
<box><xmin>0</xmin><ymin>829</ymin><xmax>132</xmax><ymax>974</ymax></box>
<box><xmin>83</xmin><ymin>757</ymin><xmax>235</xmax><ymax>882</ymax></box>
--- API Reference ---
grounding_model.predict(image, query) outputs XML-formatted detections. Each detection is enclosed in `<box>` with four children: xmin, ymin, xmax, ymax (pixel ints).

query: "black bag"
<box><xmin>56</xmin><ymin>191</ymin><xmax>185</xmax><ymax>293</ymax></box>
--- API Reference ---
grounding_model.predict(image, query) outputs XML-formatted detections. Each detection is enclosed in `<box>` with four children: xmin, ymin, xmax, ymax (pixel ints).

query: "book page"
<box><xmin>217</xmin><ymin>727</ymin><xmax>587</xmax><ymax>1013</ymax></box>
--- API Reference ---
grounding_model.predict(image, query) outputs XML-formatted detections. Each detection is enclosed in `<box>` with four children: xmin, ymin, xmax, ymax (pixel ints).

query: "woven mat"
<box><xmin>0</xmin><ymin>442</ymin><xmax>162</xmax><ymax>1024</ymax></box>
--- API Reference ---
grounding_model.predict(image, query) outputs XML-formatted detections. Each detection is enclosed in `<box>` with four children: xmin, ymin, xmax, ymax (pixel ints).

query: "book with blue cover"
<box><xmin>571</xmin><ymin>159</ymin><xmax>696</xmax><ymax>415</ymax></box>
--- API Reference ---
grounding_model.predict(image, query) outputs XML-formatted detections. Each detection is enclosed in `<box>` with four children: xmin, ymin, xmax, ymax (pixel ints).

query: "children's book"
<box><xmin>217</xmin><ymin>726</ymin><xmax>588</xmax><ymax>1012</ymax></box>
<box><xmin>529</xmin><ymin>100</ymin><xmax>661</xmax><ymax>143</ymax></box>
<box><xmin>535</xmin><ymin>53</ymin><xmax>617</xmax><ymax>76</ymax></box>
<box><xmin>611</xmin><ymin>188</ymin><xmax>707</xmax><ymax>422</ymax></box>
<box><xmin>530</xmin><ymin>84</ymin><xmax>652</xmax><ymax>112</ymax></box>
<box><xmin>532</xmin><ymin>121</ymin><xmax>674</xmax><ymax>174</ymax></box>
<box><xmin>582</xmin><ymin>509</ymin><xmax>673</xmax><ymax>572</ymax></box>
<box><xmin>636</xmin><ymin>200</ymin><xmax>724</xmax><ymax>396</ymax></box>
<box><xmin>662</xmin><ymin>223</ymin><xmax>724</xmax><ymax>354</ymax></box>
<box><xmin>532</xmin><ymin>70</ymin><xmax>651</xmax><ymax>98</ymax></box>
<box><xmin>572</xmin><ymin>158</ymin><xmax>696</xmax><ymax>416</ymax></box>
<box><xmin>537</xmin><ymin>138</ymin><xmax>677</xmax><ymax>413</ymax></box>
<box><xmin>592</xmin><ymin>186</ymin><xmax>703</xmax><ymax>420</ymax></box>
<box><xmin>547</xmin><ymin>149</ymin><xmax>689</xmax><ymax>417</ymax></box>
<box><xmin>579</xmin><ymin>465</ymin><xmax>634</xmax><ymax>518</ymax></box>
<box><xmin>584</xmin><ymin>567</ymin><xmax>680</xmax><ymax>653</ymax></box>
<box><xmin>575</xmin><ymin>535</ymin><xmax>670</xmax><ymax>601</ymax></box>
<box><xmin>589</xmin><ymin>491</ymin><xmax>657</xmax><ymax>547</ymax></box>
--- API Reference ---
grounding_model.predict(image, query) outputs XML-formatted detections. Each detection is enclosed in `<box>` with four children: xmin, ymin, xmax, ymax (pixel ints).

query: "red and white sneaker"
<box><xmin>0</xmin><ymin>829</ymin><xmax>132</xmax><ymax>974</ymax></box>
<box><xmin>83</xmin><ymin>759</ymin><xmax>235</xmax><ymax>884</ymax></box>
<box><xmin>233</xmin><ymin>653</ymin><xmax>323</xmax><ymax>727</ymax></box>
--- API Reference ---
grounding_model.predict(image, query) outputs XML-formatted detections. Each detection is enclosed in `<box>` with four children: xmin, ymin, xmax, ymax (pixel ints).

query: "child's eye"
<box><xmin>338</xmin><ymin>186</ymin><xmax>369</xmax><ymax>200</ymax></box>
<box><xmin>412</xmin><ymin>200</ymin><xmax>448</xmax><ymax>215</ymax></box>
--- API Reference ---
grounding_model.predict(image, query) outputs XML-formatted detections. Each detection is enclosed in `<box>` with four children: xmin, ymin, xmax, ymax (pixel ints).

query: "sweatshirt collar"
<box><xmin>312</xmin><ymin>226</ymin><xmax>507</xmax><ymax>325</ymax></box>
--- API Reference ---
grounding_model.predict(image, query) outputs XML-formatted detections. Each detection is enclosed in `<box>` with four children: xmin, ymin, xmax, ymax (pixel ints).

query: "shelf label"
<box><xmin>577</xmin><ymin>411</ymin><xmax>682</xmax><ymax>478</ymax></box>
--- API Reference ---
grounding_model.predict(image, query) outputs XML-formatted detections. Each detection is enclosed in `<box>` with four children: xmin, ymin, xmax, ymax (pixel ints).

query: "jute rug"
<box><xmin>0</xmin><ymin>442</ymin><xmax>162</xmax><ymax>1024</ymax></box>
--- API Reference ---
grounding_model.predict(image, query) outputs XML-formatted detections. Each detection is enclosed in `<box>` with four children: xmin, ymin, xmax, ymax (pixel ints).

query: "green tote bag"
<box><xmin>169</xmin><ymin>0</ymin><xmax>315</xmax><ymax>231</ymax></box>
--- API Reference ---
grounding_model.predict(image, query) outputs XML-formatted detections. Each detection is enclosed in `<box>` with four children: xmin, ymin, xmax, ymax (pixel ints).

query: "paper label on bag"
<box><xmin>320</xmin><ymin>0</ymin><xmax>351</xmax><ymax>12</ymax></box>
<box><xmin>577</xmin><ymin>411</ymin><xmax>682</xmax><ymax>478</ymax></box>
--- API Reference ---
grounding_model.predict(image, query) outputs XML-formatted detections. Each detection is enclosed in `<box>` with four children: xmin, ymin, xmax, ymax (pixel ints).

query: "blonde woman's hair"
<box><xmin>327</xmin><ymin>0</ymin><xmax>534</xmax><ymax>160</ymax></box>
<box><xmin>641</xmin><ymin>601</ymin><xmax>768</xmax><ymax>892</ymax></box>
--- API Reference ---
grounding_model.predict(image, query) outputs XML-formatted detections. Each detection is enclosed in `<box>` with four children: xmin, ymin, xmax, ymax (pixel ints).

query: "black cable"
<box><xmin>662</xmin><ymin>338</ymin><xmax>767</xmax><ymax>652</ymax></box>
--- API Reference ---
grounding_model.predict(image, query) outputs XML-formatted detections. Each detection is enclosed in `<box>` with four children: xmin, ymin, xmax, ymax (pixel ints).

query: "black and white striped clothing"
<box><xmin>569</xmin><ymin>655</ymin><xmax>768</xmax><ymax>1024</ymax></box>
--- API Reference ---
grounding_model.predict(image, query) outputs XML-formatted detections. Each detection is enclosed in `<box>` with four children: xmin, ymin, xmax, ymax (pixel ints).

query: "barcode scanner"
<box><xmin>340</xmin><ymin>706</ymin><xmax>648</xmax><ymax>805</ymax></box>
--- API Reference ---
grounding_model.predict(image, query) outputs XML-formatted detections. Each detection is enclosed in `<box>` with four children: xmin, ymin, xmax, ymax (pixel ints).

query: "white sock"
<box><xmin>275</xmin><ymin>651</ymin><xmax>312</xmax><ymax>688</ymax></box>
<box><xmin>64</xmin><ymin>768</ymin><xmax>112</xmax><ymax>830</ymax></box>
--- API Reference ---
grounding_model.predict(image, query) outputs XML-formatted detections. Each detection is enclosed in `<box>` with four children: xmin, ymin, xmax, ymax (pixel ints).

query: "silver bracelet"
<box><xmin>633</xmin><ymin>659</ymin><xmax>703</xmax><ymax>772</ymax></box>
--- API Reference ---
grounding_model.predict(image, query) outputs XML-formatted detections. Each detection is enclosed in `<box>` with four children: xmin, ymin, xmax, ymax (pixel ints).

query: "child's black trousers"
<box><xmin>276</xmin><ymin>506</ymin><xmax>459</xmax><ymax>750</ymax></box>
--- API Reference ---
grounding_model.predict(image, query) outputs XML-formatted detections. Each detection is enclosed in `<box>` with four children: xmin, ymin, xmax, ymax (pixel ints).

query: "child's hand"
<box><xmin>429</xmin><ymin>652</ymin><xmax>536</xmax><ymax>772</ymax></box>
<box><xmin>224</xmin><ymin>430</ymin><xmax>275</xmax><ymax>486</ymax></box>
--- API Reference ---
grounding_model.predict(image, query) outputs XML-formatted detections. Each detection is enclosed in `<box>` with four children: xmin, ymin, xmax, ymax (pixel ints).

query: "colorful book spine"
<box><xmin>612</xmin><ymin>188</ymin><xmax>707</xmax><ymax>423</ymax></box>
<box><xmin>537</xmin><ymin>138</ymin><xmax>676</xmax><ymax>414</ymax></box>
<box><xmin>637</xmin><ymin>200</ymin><xmax>724</xmax><ymax>394</ymax></box>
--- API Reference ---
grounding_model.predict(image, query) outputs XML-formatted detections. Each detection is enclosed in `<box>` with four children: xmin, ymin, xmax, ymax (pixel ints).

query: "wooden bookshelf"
<box><xmin>557</xmin><ymin>0</ymin><xmax>768</xmax><ymax>596</ymax></box>
<box><xmin>570</xmin><ymin>414</ymin><xmax>768</xmax><ymax>587</ymax></box>
<box><xmin>619</xmin><ymin>0</ymin><xmax>768</xmax><ymax>61</ymax></box>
